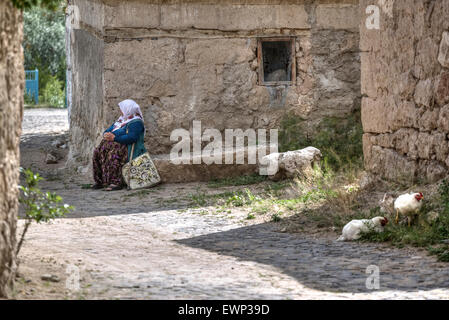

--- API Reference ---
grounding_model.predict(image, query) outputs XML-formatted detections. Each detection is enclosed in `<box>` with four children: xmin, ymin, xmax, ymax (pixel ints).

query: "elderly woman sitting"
<box><xmin>92</xmin><ymin>99</ymin><xmax>147</xmax><ymax>191</ymax></box>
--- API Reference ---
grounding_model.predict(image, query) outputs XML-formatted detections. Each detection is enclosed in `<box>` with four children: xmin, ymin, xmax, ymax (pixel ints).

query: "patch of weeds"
<box><xmin>191</xmin><ymin>209</ymin><xmax>209</xmax><ymax>216</ymax></box>
<box><xmin>81</xmin><ymin>184</ymin><xmax>92</xmax><ymax>189</ymax></box>
<box><xmin>271</xmin><ymin>212</ymin><xmax>282</xmax><ymax>222</ymax></box>
<box><xmin>189</xmin><ymin>188</ymin><xmax>261</xmax><ymax>209</ymax></box>
<box><xmin>251</xmin><ymin>202</ymin><xmax>270</xmax><ymax>215</ymax></box>
<box><xmin>246</xmin><ymin>213</ymin><xmax>256</xmax><ymax>220</ymax></box>
<box><xmin>428</xmin><ymin>246</ymin><xmax>449</xmax><ymax>262</ymax></box>
<box><xmin>297</xmin><ymin>187</ymin><xmax>336</xmax><ymax>203</ymax></box>
<box><xmin>189</xmin><ymin>192</ymin><xmax>208</xmax><ymax>207</ymax></box>
<box><xmin>279</xmin><ymin>109</ymin><xmax>363</xmax><ymax>171</ymax></box>
<box><xmin>226</xmin><ymin>192</ymin><xmax>246</xmax><ymax>207</ymax></box>
<box><xmin>358</xmin><ymin>179</ymin><xmax>449</xmax><ymax>262</ymax></box>
<box><xmin>208</xmin><ymin>174</ymin><xmax>267</xmax><ymax>188</ymax></box>
<box><xmin>264</xmin><ymin>180</ymin><xmax>291</xmax><ymax>197</ymax></box>
<box><xmin>225</xmin><ymin>189</ymin><xmax>260</xmax><ymax>207</ymax></box>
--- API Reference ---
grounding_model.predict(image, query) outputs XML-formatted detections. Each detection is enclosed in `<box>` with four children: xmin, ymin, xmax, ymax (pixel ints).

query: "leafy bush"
<box><xmin>22</xmin><ymin>3</ymin><xmax>66</xmax><ymax>98</ymax></box>
<box><xmin>17</xmin><ymin>168</ymin><xmax>74</xmax><ymax>256</ymax></box>
<box><xmin>24</xmin><ymin>90</ymin><xmax>37</xmax><ymax>105</ymax></box>
<box><xmin>11</xmin><ymin>0</ymin><xmax>63</xmax><ymax>10</ymax></box>
<box><xmin>41</xmin><ymin>75</ymin><xmax>65</xmax><ymax>107</ymax></box>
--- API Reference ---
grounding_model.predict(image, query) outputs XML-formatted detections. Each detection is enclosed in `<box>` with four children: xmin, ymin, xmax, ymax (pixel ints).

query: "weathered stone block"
<box><xmin>259</xmin><ymin>147</ymin><xmax>322</xmax><ymax>180</ymax></box>
<box><xmin>419</xmin><ymin>108</ymin><xmax>439</xmax><ymax>132</ymax></box>
<box><xmin>160</xmin><ymin>4</ymin><xmax>310</xmax><ymax>31</ymax></box>
<box><xmin>437</xmin><ymin>104</ymin><xmax>449</xmax><ymax>132</ymax></box>
<box><xmin>435</xmin><ymin>70</ymin><xmax>449</xmax><ymax>106</ymax></box>
<box><xmin>74</xmin><ymin>0</ymin><xmax>104</xmax><ymax>31</ymax></box>
<box><xmin>391</xmin><ymin>101</ymin><xmax>419</xmax><ymax>131</ymax></box>
<box><xmin>391</xmin><ymin>71</ymin><xmax>415</xmax><ymax>100</ymax></box>
<box><xmin>414</xmin><ymin>79</ymin><xmax>434</xmax><ymax>108</ymax></box>
<box><xmin>413</xmin><ymin>37</ymin><xmax>439</xmax><ymax>80</ymax></box>
<box><xmin>438</xmin><ymin>31</ymin><xmax>449</xmax><ymax>69</ymax></box>
<box><xmin>361</xmin><ymin>97</ymin><xmax>391</xmax><ymax>133</ymax></box>
<box><xmin>316</xmin><ymin>4</ymin><xmax>359</xmax><ymax>30</ymax></box>
<box><xmin>104</xmin><ymin>2</ymin><xmax>160</xmax><ymax>28</ymax></box>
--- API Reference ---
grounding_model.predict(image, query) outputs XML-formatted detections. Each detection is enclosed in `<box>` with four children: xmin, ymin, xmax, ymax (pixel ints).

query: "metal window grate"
<box><xmin>257</xmin><ymin>37</ymin><xmax>296</xmax><ymax>86</ymax></box>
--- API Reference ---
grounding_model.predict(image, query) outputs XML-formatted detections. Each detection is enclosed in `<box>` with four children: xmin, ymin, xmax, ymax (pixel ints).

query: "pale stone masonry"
<box><xmin>360</xmin><ymin>0</ymin><xmax>449</xmax><ymax>183</ymax></box>
<box><xmin>67</xmin><ymin>0</ymin><xmax>361</xmax><ymax>181</ymax></box>
<box><xmin>0</xmin><ymin>1</ymin><xmax>23</xmax><ymax>297</ymax></box>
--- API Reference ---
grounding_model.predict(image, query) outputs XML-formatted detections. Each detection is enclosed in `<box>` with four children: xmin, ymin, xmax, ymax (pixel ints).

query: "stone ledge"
<box><xmin>152</xmin><ymin>145</ymin><xmax>275</xmax><ymax>183</ymax></box>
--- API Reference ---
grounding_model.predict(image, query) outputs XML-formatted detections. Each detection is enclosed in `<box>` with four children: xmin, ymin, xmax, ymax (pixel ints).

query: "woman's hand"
<box><xmin>104</xmin><ymin>132</ymin><xmax>115</xmax><ymax>142</ymax></box>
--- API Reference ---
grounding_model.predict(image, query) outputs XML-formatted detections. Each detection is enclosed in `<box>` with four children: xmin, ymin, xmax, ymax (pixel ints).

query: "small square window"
<box><xmin>257</xmin><ymin>37</ymin><xmax>296</xmax><ymax>86</ymax></box>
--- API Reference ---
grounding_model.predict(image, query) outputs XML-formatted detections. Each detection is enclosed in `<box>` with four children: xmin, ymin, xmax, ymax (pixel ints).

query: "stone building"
<box><xmin>361</xmin><ymin>0</ymin><xmax>449</xmax><ymax>183</ymax></box>
<box><xmin>0</xmin><ymin>1</ymin><xmax>23</xmax><ymax>298</ymax></box>
<box><xmin>67</xmin><ymin>0</ymin><xmax>360</xmax><ymax>181</ymax></box>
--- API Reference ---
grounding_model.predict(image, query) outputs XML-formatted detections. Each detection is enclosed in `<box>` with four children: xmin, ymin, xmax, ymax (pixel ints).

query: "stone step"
<box><xmin>152</xmin><ymin>145</ymin><xmax>275</xmax><ymax>183</ymax></box>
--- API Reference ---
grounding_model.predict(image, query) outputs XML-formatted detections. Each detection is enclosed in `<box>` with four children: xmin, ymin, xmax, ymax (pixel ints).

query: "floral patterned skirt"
<box><xmin>93</xmin><ymin>140</ymin><xmax>128</xmax><ymax>186</ymax></box>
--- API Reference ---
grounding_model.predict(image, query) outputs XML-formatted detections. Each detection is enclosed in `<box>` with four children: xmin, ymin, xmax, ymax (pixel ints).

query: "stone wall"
<box><xmin>361</xmin><ymin>0</ymin><xmax>449</xmax><ymax>183</ymax></box>
<box><xmin>67</xmin><ymin>0</ymin><xmax>105</xmax><ymax>166</ymax></box>
<box><xmin>0</xmin><ymin>1</ymin><xmax>23</xmax><ymax>298</ymax></box>
<box><xmin>68</xmin><ymin>0</ymin><xmax>361</xmax><ymax>174</ymax></box>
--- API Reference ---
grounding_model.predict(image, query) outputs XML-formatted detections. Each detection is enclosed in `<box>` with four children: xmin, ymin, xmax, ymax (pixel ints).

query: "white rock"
<box><xmin>259</xmin><ymin>147</ymin><xmax>322</xmax><ymax>179</ymax></box>
<box><xmin>438</xmin><ymin>31</ymin><xmax>449</xmax><ymax>68</ymax></box>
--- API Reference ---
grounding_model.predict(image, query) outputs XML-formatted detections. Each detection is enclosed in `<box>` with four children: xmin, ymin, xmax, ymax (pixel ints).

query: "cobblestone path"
<box><xmin>17</xmin><ymin>109</ymin><xmax>449</xmax><ymax>300</ymax></box>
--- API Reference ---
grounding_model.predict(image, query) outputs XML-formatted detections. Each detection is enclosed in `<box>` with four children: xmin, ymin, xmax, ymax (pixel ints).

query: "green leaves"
<box><xmin>19</xmin><ymin>167</ymin><xmax>74</xmax><ymax>224</ymax></box>
<box><xmin>42</xmin><ymin>75</ymin><xmax>65</xmax><ymax>107</ymax></box>
<box><xmin>23</xmin><ymin>5</ymin><xmax>66</xmax><ymax>79</ymax></box>
<box><xmin>11</xmin><ymin>0</ymin><xmax>63</xmax><ymax>11</ymax></box>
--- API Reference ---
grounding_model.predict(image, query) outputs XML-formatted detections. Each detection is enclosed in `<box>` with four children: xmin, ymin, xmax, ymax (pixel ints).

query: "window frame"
<box><xmin>257</xmin><ymin>37</ymin><xmax>296</xmax><ymax>86</ymax></box>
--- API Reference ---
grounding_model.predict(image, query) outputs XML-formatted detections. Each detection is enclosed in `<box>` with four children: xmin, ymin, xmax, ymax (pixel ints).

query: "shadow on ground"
<box><xmin>176</xmin><ymin>220</ymin><xmax>449</xmax><ymax>294</ymax></box>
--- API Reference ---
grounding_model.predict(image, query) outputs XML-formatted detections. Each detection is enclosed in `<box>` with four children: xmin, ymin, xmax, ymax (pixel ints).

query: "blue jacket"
<box><xmin>104</xmin><ymin>119</ymin><xmax>147</xmax><ymax>161</ymax></box>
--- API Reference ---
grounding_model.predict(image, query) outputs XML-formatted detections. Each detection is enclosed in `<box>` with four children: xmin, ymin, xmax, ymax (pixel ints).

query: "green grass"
<box><xmin>189</xmin><ymin>188</ymin><xmax>261</xmax><ymax>208</ymax></box>
<box><xmin>264</xmin><ymin>180</ymin><xmax>291</xmax><ymax>197</ymax></box>
<box><xmin>246</xmin><ymin>213</ymin><xmax>256</xmax><ymax>220</ymax></box>
<box><xmin>428</xmin><ymin>246</ymin><xmax>449</xmax><ymax>262</ymax></box>
<box><xmin>271</xmin><ymin>212</ymin><xmax>282</xmax><ymax>222</ymax></box>
<box><xmin>24</xmin><ymin>104</ymin><xmax>66</xmax><ymax>109</ymax></box>
<box><xmin>278</xmin><ymin>110</ymin><xmax>363</xmax><ymax>171</ymax></box>
<box><xmin>207</xmin><ymin>174</ymin><xmax>267</xmax><ymax>188</ymax></box>
<box><xmin>358</xmin><ymin>180</ymin><xmax>449</xmax><ymax>262</ymax></box>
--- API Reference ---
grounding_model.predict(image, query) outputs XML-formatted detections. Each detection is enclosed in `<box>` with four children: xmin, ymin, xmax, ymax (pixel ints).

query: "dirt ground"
<box><xmin>12</xmin><ymin>108</ymin><xmax>449</xmax><ymax>300</ymax></box>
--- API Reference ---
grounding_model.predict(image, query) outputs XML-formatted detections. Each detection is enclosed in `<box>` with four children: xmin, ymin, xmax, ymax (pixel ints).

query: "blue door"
<box><xmin>25</xmin><ymin>69</ymin><xmax>39</xmax><ymax>104</ymax></box>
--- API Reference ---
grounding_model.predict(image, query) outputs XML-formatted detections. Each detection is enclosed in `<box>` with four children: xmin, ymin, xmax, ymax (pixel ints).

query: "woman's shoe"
<box><xmin>104</xmin><ymin>184</ymin><xmax>123</xmax><ymax>191</ymax></box>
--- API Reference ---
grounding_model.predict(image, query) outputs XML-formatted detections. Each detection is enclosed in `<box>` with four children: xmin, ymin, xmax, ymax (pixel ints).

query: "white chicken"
<box><xmin>337</xmin><ymin>217</ymin><xmax>388</xmax><ymax>241</ymax></box>
<box><xmin>393</xmin><ymin>192</ymin><xmax>424</xmax><ymax>226</ymax></box>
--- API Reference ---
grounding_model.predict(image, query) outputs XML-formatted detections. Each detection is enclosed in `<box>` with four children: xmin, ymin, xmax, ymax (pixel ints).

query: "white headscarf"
<box><xmin>112</xmin><ymin>99</ymin><xmax>144</xmax><ymax>132</ymax></box>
